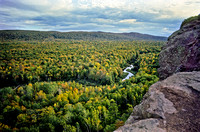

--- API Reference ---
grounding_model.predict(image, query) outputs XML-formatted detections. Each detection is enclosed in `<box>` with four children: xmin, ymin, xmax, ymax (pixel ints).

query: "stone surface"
<box><xmin>115</xmin><ymin>71</ymin><xmax>200</xmax><ymax>132</ymax></box>
<box><xmin>158</xmin><ymin>17</ymin><xmax>200</xmax><ymax>80</ymax></box>
<box><xmin>115</xmin><ymin>17</ymin><xmax>200</xmax><ymax>132</ymax></box>
<box><xmin>115</xmin><ymin>119</ymin><xmax>166</xmax><ymax>132</ymax></box>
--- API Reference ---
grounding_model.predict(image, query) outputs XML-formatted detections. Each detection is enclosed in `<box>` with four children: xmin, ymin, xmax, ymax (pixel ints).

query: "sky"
<box><xmin>0</xmin><ymin>0</ymin><xmax>200</xmax><ymax>36</ymax></box>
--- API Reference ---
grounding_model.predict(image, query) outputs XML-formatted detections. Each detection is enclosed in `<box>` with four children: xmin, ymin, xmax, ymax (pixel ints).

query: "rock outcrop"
<box><xmin>158</xmin><ymin>16</ymin><xmax>200</xmax><ymax>80</ymax></box>
<box><xmin>115</xmin><ymin>16</ymin><xmax>200</xmax><ymax>132</ymax></box>
<box><xmin>115</xmin><ymin>71</ymin><xmax>200</xmax><ymax>132</ymax></box>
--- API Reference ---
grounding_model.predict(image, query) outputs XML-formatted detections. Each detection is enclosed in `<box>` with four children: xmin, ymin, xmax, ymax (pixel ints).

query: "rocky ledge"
<box><xmin>115</xmin><ymin>71</ymin><xmax>200</xmax><ymax>132</ymax></box>
<box><xmin>115</xmin><ymin>15</ymin><xmax>200</xmax><ymax>132</ymax></box>
<box><xmin>158</xmin><ymin>16</ymin><xmax>200</xmax><ymax>80</ymax></box>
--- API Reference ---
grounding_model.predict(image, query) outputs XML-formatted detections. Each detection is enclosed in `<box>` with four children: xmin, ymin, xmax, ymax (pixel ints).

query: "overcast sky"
<box><xmin>0</xmin><ymin>0</ymin><xmax>199</xmax><ymax>36</ymax></box>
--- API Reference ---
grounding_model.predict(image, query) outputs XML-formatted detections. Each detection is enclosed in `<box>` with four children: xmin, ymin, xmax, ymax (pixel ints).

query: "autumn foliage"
<box><xmin>0</xmin><ymin>40</ymin><xmax>163</xmax><ymax>131</ymax></box>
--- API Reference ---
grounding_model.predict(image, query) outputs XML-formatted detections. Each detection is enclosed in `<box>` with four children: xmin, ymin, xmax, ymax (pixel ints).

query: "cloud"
<box><xmin>0</xmin><ymin>0</ymin><xmax>200</xmax><ymax>36</ymax></box>
<box><xmin>119</xmin><ymin>19</ymin><xmax>137</xmax><ymax>24</ymax></box>
<box><xmin>162</xmin><ymin>27</ymin><xmax>173</xmax><ymax>34</ymax></box>
<box><xmin>76</xmin><ymin>0</ymin><xmax>127</xmax><ymax>8</ymax></box>
<box><xmin>24</xmin><ymin>20</ymin><xmax>38</xmax><ymax>24</ymax></box>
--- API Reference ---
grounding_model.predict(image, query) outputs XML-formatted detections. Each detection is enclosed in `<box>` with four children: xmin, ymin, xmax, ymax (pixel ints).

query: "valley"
<box><xmin>0</xmin><ymin>39</ymin><xmax>163</xmax><ymax>131</ymax></box>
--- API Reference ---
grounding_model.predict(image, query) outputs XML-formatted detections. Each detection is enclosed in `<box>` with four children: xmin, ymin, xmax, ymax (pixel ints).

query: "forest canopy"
<box><xmin>0</xmin><ymin>39</ymin><xmax>164</xmax><ymax>131</ymax></box>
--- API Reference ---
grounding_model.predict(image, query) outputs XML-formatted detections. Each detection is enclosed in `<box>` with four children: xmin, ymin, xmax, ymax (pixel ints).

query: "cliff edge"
<box><xmin>115</xmin><ymin>15</ymin><xmax>200</xmax><ymax>132</ymax></box>
<box><xmin>158</xmin><ymin>15</ymin><xmax>200</xmax><ymax>80</ymax></box>
<box><xmin>115</xmin><ymin>71</ymin><xmax>200</xmax><ymax>132</ymax></box>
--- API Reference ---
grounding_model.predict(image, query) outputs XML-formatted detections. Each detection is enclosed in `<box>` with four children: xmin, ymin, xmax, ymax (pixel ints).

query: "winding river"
<box><xmin>122</xmin><ymin>65</ymin><xmax>134</xmax><ymax>81</ymax></box>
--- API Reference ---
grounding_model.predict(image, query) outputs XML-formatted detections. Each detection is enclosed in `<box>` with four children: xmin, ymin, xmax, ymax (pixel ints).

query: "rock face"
<box><xmin>158</xmin><ymin>16</ymin><xmax>200</xmax><ymax>80</ymax></box>
<box><xmin>115</xmin><ymin>16</ymin><xmax>200</xmax><ymax>132</ymax></box>
<box><xmin>115</xmin><ymin>71</ymin><xmax>200</xmax><ymax>132</ymax></box>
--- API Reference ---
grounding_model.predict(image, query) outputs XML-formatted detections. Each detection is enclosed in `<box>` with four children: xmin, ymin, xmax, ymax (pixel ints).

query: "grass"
<box><xmin>180</xmin><ymin>15</ymin><xmax>200</xmax><ymax>28</ymax></box>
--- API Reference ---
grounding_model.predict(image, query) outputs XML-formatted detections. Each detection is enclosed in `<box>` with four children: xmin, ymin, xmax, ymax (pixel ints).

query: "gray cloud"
<box><xmin>0</xmin><ymin>0</ymin><xmax>199</xmax><ymax>36</ymax></box>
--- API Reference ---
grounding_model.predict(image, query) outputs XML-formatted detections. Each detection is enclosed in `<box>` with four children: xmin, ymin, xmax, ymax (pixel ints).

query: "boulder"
<box><xmin>115</xmin><ymin>71</ymin><xmax>200</xmax><ymax>132</ymax></box>
<box><xmin>158</xmin><ymin>16</ymin><xmax>200</xmax><ymax>79</ymax></box>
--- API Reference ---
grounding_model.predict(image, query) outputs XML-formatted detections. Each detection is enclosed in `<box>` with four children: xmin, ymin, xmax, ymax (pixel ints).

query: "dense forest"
<box><xmin>0</xmin><ymin>39</ymin><xmax>164</xmax><ymax>131</ymax></box>
<box><xmin>0</xmin><ymin>30</ymin><xmax>167</xmax><ymax>41</ymax></box>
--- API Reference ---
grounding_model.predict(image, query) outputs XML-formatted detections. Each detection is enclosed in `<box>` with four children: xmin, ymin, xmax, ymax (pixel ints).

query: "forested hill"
<box><xmin>0</xmin><ymin>30</ymin><xmax>167</xmax><ymax>41</ymax></box>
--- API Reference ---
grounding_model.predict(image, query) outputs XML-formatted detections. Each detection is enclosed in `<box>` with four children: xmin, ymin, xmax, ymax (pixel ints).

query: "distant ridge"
<box><xmin>0</xmin><ymin>30</ymin><xmax>167</xmax><ymax>41</ymax></box>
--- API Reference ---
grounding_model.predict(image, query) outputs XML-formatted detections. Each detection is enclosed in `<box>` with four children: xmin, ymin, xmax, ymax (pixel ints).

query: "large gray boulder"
<box><xmin>158</xmin><ymin>16</ymin><xmax>200</xmax><ymax>80</ymax></box>
<box><xmin>115</xmin><ymin>71</ymin><xmax>200</xmax><ymax>132</ymax></box>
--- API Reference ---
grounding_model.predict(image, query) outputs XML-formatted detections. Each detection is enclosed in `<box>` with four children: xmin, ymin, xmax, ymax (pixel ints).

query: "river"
<box><xmin>122</xmin><ymin>65</ymin><xmax>134</xmax><ymax>81</ymax></box>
